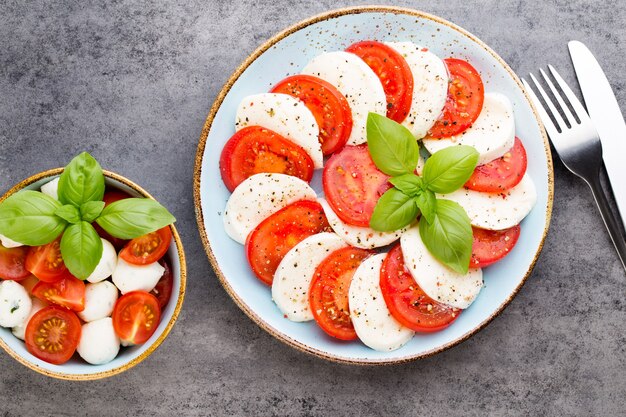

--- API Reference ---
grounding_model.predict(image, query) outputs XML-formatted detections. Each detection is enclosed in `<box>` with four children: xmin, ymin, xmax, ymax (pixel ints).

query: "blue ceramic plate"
<box><xmin>194</xmin><ymin>6</ymin><xmax>553</xmax><ymax>364</ymax></box>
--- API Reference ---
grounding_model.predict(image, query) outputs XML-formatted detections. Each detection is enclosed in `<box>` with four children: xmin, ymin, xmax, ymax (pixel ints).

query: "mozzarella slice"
<box><xmin>319</xmin><ymin>198</ymin><xmax>407</xmax><ymax>249</ymax></box>
<box><xmin>87</xmin><ymin>239</ymin><xmax>118</xmax><ymax>283</ymax></box>
<box><xmin>223</xmin><ymin>173</ymin><xmax>317</xmax><ymax>244</ymax></box>
<box><xmin>235</xmin><ymin>93</ymin><xmax>323</xmax><ymax>168</ymax></box>
<box><xmin>401</xmin><ymin>224</ymin><xmax>483</xmax><ymax>309</ymax></box>
<box><xmin>272</xmin><ymin>232</ymin><xmax>347</xmax><ymax>322</ymax></box>
<box><xmin>0</xmin><ymin>234</ymin><xmax>23</xmax><ymax>248</ymax></box>
<box><xmin>302</xmin><ymin>51</ymin><xmax>386</xmax><ymax>145</ymax></box>
<box><xmin>40</xmin><ymin>177</ymin><xmax>60</xmax><ymax>200</ymax></box>
<box><xmin>78</xmin><ymin>281</ymin><xmax>119</xmax><ymax>322</ymax></box>
<box><xmin>443</xmin><ymin>174</ymin><xmax>537</xmax><ymax>230</ymax></box>
<box><xmin>112</xmin><ymin>257</ymin><xmax>165</xmax><ymax>294</ymax></box>
<box><xmin>349</xmin><ymin>253</ymin><xmax>414</xmax><ymax>351</ymax></box>
<box><xmin>0</xmin><ymin>281</ymin><xmax>32</xmax><ymax>328</ymax></box>
<box><xmin>423</xmin><ymin>92</ymin><xmax>516</xmax><ymax>165</ymax></box>
<box><xmin>77</xmin><ymin>317</ymin><xmax>120</xmax><ymax>365</ymax></box>
<box><xmin>12</xmin><ymin>298</ymin><xmax>46</xmax><ymax>341</ymax></box>
<box><xmin>385</xmin><ymin>42</ymin><xmax>449</xmax><ymax>138</ymax></box>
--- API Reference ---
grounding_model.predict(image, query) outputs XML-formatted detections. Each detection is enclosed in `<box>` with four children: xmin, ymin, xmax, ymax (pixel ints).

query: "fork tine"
<box><xmin>548</xmin><ymin>65</ymin><xmax>590</xmax><ymax>123</ymax></box>
<box><xmin>522</xmin><ymin>78</ymin><xmax>560</xmax><ymax>140</ymax></box>
<box><xmin>528</xmin><ymin>72</ymin><xmax>566</xmax><ymax>132</ymax></box>
<box><xmin>539</xmin><ymin>68</ymin><xmax>577</xmax><ymax>127</ymax></box>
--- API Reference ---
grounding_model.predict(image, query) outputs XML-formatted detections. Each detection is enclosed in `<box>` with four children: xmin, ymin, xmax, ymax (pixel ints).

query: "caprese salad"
<box><xmin>219</xmin><ymin>40</ymin><xmax>536</xmax><ymax>351</ymax></box>
<box><xmin>0</xmin><ymin>153</ymin><xmax>176</xmax><ymax>365</ymax></box>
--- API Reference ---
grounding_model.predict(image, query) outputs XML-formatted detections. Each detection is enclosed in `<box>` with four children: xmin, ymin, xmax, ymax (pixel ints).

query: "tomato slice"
<box><xmin>119</xmin><ymin>227</ymin><xmax>171</xmax><ymax>266</ymax></box>
<box><xmin>465</xmin><ymin>137</ymin><xmax>528</xmax><ymax>192</ymax></box>
<box><xmin>245</xmin><ymin>200</ymin><xmax>330</xmax><ymax>285</ymax></box>
<box><xmin>428</xmin><ymin>58</ymin><xmax>484</xmax><ymax>138</ymax></box>
<box><xmin>220</xmin><ymin>126</ymin><xmax>314</xmax><ymax>192</ymax></box>
<box><xmin>0</xmin><ymin>245</ymin><xmax>30</xmax><ymax>281</ymax></box>
<box><xmin>346</xmin><ymin>40</ymin><xmax>414</xmax><ymax>123</ymax></box>
<box><xmin>112</xmin><ymin>291</ymin><xmax>161</xmax><ymax>345</ymax></box>
<box><xmin>93</xmin><ymin>189</ymin><xmax>132</xmax><ymax>249</ymax></box>
<box><xmin>25</xmin><ymin>238</ymin><xmax>69</xmax><ymax>283</ymax></box>
<box><xmin>380</xmin><ymin>244</ymin><xmax>460</xmax><ymax>332</ymax></box>
<box><xmin>25</xmin><ymin>306</ymin><xmax>81</xmax><ymax>365</ymax></box>
<box><xmin>323</xmin><ymin>144</ymin><xmax>391</xmax><ymax>227</ymax></box>
<box><xmin>271</xmin><ymin>75</ymin><xmax>353</xmax><ymax>155</ymax></box>
<box><xmin>32</xmin><ymin>275</ymin><xmax>86</xmax><ymax>312</ymax></box>
<box><xmin>150</xmin><ymin>258</ymin><xmax>173</xmax><ymax>309</ymax></box>
<box><xmin>309</xmin><ymin>247</ymin><xmax>372</xmax><ymax>340</ymax></box>
<box><xmin>471</xmin><ymin>225</ymin><xmax>521</xmax><ymax>268</ymax></box>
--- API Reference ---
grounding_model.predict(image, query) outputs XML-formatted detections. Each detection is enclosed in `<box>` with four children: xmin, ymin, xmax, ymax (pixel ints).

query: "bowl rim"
<box><xmin>193</xmin><ymin>5</ymin><xmax>554</xmax><ymax>365</ymax></box>
<box><xmin>0</xmin><ymin>167</ymin><xmax>187</xmax><ymax>380</ymax></box>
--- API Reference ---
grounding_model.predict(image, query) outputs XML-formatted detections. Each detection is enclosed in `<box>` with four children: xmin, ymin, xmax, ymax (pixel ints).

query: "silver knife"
<box><xmin>569</xmin><ymin>40</ymin><xmax>626</xmax><ymax>225</ymax></box>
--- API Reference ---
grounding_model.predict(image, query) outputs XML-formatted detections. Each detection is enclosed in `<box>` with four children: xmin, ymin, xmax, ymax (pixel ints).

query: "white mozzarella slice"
<box><xmin>87</xmin><ymin>239</ymin><xmax>118</xmax><ymax>283</ymax></box>
<box><xmin>40</xmin><ymin>177</ymin><xmax>60</xmax><ymax>200</ymax></box>
<box><xmin>349</xmin><ymin>253</ymin><xmax>414</xmax><ymax>351</ymax></box>
<box><xmin>77</xmin><ymin>317</ymin><xmax>120</xmax><ymax>365</ymax></box>
<box><xmin>235</xmin><ymin>93</ymin><xmax>323</xmax><ymax>168</ymax></box>
<box><xmin>443</xmin><ymin>174</ymin><xmax>537</xmax><ymax>230</ymax></box>
<box><xmin>12</xmin><ymin>298</ymin><xmax>46</xmax><ymax>341</ymax></box>
<box><xmin>423</xmin><ymin>92</ymin><xmax>516</xmax><ymax>165</ymax></box>
<box><xmin>223</xmin><ymin>173</ymin><xmax>317</xmax><ymax>244</ymax></box>
<box><xmin>78</xmin><ymin>281</ymin><xmax>119</xmax><ymax>322</ymax></box>
<box><xmin>0</xmin><ymin>234</ymin><xmax>23</xmax><ymax>248</ymax></box>
<box><xmin>401</xmin><ymin>224</ymin><xmax>483</xmax><ymax>309</ymax></box>
<box><xmin>272</xmin><ymin>232</ymin><xmax>347</xmax><ymax>322</ymax></box>
<box><xmin>385</xmin><ymin>42</ymin><xmax>449</xmax><ymax>139</ymax></box>
<box><xmin>302</xmin><ymin>51</ymin><xmax>386</xmax><ymax>145</ymax></box>
<box><xmin>0</xmin><ymin>281</ymin><xmax>32</xmax><ymax>328</ymax></box>
<box><xmin>319</xmin><ymin>198</ymin><xmax>407</xmax><ymax>249</ymax></box>
<box><xmin>112</xmin><ymin>257</ymin><xmax>165</xmax><ymax>294</ymax></box>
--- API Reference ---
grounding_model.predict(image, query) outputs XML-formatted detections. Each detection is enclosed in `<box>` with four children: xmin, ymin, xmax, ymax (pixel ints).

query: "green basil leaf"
<box><xmin>58</xmin><ymin>152</ymin><xmax>105</xmax><ymax>207</ymax></box>
<box><xmin>389</xmin><ymin>174</ymin><xmax>423</xmax><ymax>196</ymax></box>
<box><xmin>60</xmin><ymin>221</ymin><xmax>103</xmax><ymax>279</ymax></box>
<box><xmin>0</xmin><ymin>191</ymin><xmax>66</xmax><ymax>246</ymax></box>
<box><xmin>422</xmin><ymin>145</ymin><xmax>479</xmax><ymax>194</ymax></box>
<box><xmin>95</xmin><ymin>198</ymin><xmax>175</xmax><ymax>239</ymax></box>
<box><xmin>369</xmin><ymin>188</ymin><xmax>419</xmax><ymax>232</ymax></box>
<box><xmin>366</xmin><ymin>113</ymin><xmax>419</xmax><ymax>176</ymax></box>
<box><xmin>55</xmin><ymin>205</ymin><xmax>81</xmax><ymax>224</ymax></box>
<box><xmin>419</xmin><ymin>199</ymin><xmax>473</xmax><ymax>274</ymax></box>
<box><xmin>414</xmin><ymin>190</ymin><xmax>437</xmax><ymax>224</ymax></box>
<box><xmin>80</xmin><ymin>201</ymin><xmax>105</xmax><ymax>223</ymax></box>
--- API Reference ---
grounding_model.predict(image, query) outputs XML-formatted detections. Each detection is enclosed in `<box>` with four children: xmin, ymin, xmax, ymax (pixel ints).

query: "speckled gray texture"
<box><xmin>1</xmin><ymin>0</ymin><xmax>625</xmax><ymax>415</ymax></box>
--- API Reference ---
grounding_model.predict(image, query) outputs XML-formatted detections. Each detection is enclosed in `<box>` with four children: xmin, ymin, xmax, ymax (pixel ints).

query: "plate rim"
<box><xmin>193</xmin><ymin>5</ymin><xmax>554</xmax><ymax>365</ymax></box>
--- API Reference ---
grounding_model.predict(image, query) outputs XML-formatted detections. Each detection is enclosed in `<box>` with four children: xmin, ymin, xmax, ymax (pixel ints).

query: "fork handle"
<box><xmin>587</xmin><ymin>175</ymin><xmax>626</xmax><ymax>271</ymax></box>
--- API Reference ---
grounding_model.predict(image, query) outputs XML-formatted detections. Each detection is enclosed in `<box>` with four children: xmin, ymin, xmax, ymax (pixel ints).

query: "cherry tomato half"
<box><xmin>25</xmin><ymin>306</ymin><xmax>81</xmax><ymax>365</ymax></box>
<box><xmin>25</xmin><ymin>238</ymin><xmax>69</xmax><ymax>283</ymax></box>
<box><xmin>119</xmin><ymin>227</ymin><xmax>171</xmax><ymax>266</ymax></box>
<box><xmin>32</xmin><ymin>275</ymin><xmax>86</xmax><ymax>312</ymax></box>
<box><xmin>0</xmin><ymin>245</ymin><xmax>30</xmax><ymax>281</ymax></box>
<box><xmin>112</xmin><ymin>291</ymin><xmax>161</xmax><ymax>345</ymax></box>
<box><xmin>150</xmin><ymin>258</ymin><xmax>173</xmax><ymax>309</ymax></box>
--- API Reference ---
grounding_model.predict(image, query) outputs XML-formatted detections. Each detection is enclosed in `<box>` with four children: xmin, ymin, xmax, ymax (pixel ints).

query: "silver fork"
<box><xmin>523</xmin><ymin>66</ymin><xmax>626</xmax><ymax>271</ymax></box>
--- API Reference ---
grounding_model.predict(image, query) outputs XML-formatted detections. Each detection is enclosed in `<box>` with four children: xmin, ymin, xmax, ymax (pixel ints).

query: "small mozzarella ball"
<box><xmin>0</xmin><ymin>281</ymin><xmax>32</xmax><ymax>328</ymax></box>
<box><xmin>77</xmin><ymin>281</ymin><xmax>119</xmax><ymax>322</ymax></box>
<box><xmin>77</xmin><ymin>317</ymin><xmax>120</xmax><ymax>365</ymax></box>
<box><xmin>0</xmin><ymin>234</ymin><xmax>23</xmax><ymax>248</ymax></box>
<box><xmin>87</xmin><ymin>239</ymin><xmax>118</xmax><ymax>283</ymax></box>
<box><xmin>40</xmin><ymin>177</ymin><xmax>60</xmax><ymax>200</ymax></box>
<box><xmin>112</xmin><ymin>257</ymin><xmax>165</xmax><ymax>294</ymax></box>
<box><xmin>12</xmin><ymin>298</ymin><xmax>46</xmax><ymax>340</ymax></box>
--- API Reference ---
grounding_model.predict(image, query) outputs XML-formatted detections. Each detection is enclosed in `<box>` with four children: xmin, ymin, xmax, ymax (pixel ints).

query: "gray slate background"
<box><xmin>1</xmin><ymin>0</ymin><xmax>625</xmax><ymax>415</ymax></box>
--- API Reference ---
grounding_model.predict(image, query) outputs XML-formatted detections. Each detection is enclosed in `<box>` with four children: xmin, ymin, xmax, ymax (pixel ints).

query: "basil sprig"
<box><xmin>0</xmin><ymin>152</ymin><xmax>176</xmax><ymax>279</ymax></box>
<box><xmin>367</xmin><ymin>113</ymin><xmax>479</xmax><ymax>274</ymax></box>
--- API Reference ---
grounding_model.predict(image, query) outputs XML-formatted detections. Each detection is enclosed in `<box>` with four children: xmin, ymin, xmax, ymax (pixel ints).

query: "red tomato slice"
<box><xmin>245</xmin><ymin>200</ymin><xmax>330</xmax><ymax>285</ymax></box>
<box><xmin>0</xmin><ymin>245</ymin><xmax>30</xmax><ymax>281</ymax></box>
<box><xmin>323</xmin><ymin>144</ymin><xmax>391</xmax><ymax>227</ymax></box>
<box><xmin>93</xmin><ymin>189</ymin><xmax>132</xmax><ymax>249</ymax></box>
<box><xmin>309</xmin><ymin>247</ymin><xmax>372</xmax><ymax>340</ymax></box>
<box><xmin>271</xmin><ymin>75</ymin><xmax>353</xmax><ymax>155</ymax></box>
<box><xmin>465</xmin><ymin>137</ymin><xmax>528</xmax><ymax>192</ymax></box>
<box><xmin>112</xmin><ymin>291</ymin><xmax>161</xmax><ymax>345</ymax></box>
<box><xmin>380</xmin><ymin>244</ymin><xmax>460</xmax><ymax>332</ymax></box>
<box><xmin>219</xmin><ymin>126</ymin><xmax>314</xmax><ymax>192</ymax></box>
<box><xmin>150</xmin><ymin>258</ymin><xmax>173</xmax><ymax>309</ymax></box>
<box><xmin>32</xmin><ymin>275</ymin><xmax>86</xmax><ymax>312</ymax></box>
<box><xmin>25</xmin><ymin>238</ymin><xmax>69</xmax><ymax>283</ymax></box>
<box><xmin>471</xmin><ymin>225</ymin><xmax>521</xmax><ymax>268</ymax></box>
<box><xmin>346</xmin><ymin>40</ymin><xmax>414</xmax><ymax>123</ymax></box>
<box><xmin>428</xmin><ymin>58</ymin><xmax>484</xmax><ymax>138</ymax></box>
<box><xmin>25</xmin><ymin>306</ymin><xmax>81</xmax><ymax>365</ymax></box>
<box><xmin>119</xmin><ymin>227</ymin><xmax>171</xmax><ymax>266</ymax></box>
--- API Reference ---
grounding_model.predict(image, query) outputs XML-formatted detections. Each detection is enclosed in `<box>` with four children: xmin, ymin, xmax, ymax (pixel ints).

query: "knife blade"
<box><xmin>568</xmin><ymin>40</ymin><xmax>626</xmax><ymax>225</ymax></box>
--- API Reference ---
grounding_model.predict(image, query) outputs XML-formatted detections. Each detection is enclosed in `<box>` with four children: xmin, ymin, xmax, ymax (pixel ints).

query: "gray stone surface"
<box><xmin>1</xmin><ymin>0</ymin><xmax>625</xmax><ymax>415</ymax></box>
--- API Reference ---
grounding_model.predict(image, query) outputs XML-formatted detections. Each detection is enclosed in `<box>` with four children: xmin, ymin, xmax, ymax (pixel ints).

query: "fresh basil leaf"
<box><xmin>370</xmin><ymin>188</ymin><xmax>419</xmax><ymax>232</ymax></box>
<box><xmin>58</xmin><ymin>152</ymin><xmax>105</xmax><ymax>207</ymax></box>
<box><xmin>96</xmin><ymin>198</ymin><xmax>175</xmax><ymax>239</ymax></box>
<box><xmin>80</xmin><ymin>201</ymin><xmax>105</xmax><ymax>223</ymax></box>
<box><xmin>60</xmin><ymin>221</ymin><xmax>103</xmax><ymax>279</ymax></box>
<box><xmin>419</xmin><ymin>199</ymin><xmax>473</xmax><ymax>274</ymax></box>
<box><xmin>415</xmin><ymin>190</ymin><xmax>437</xmax><ymax>224</ymax></box>
<box><xmin>0</xmin><ymin>190</ymin><xmax>66</xmax><ymax>246</ymax></box>
<box><xmin>366</xmin><ymin>113</ymin><xmax>419</xmax><ymax>176</ymax></box>
<box><xmin>55</xmin><ymin>205</ymin><xmax>81</xmax><ymax>224</ymax></box>
<box><xmin>389</xmin><ymin>174</ymin><xmax>423</xmax><ymax>196</ymax></box>
<box><xmin>422</xmin><ymin>145</ymin><xmax>479</xmax><ymax>194</ymax></box>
